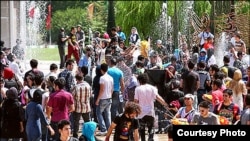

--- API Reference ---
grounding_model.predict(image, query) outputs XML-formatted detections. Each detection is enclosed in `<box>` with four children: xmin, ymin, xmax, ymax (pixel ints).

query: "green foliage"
<box><xmin>50</xmin><ymin>1</ymin><xmax>107</xmax><ymax>44</ymax></box>
<box><xmin>115</xmin><ymin>1</ymin><xmax>162</xmax><ymax>42</ymax></box>
<box><xmin>193</xmin><ymin>1</ymin><xmax>211</xmax><ymax>17</ymax></box>
<box><xmin>235</xmin><ymin>1</ymin><xmax>250</xmax><ymax>14</ymax></box>
<box><xmin>51</xmin><ymin>8</ymin><xmax>90</xmax><ymax>42</ymax></box>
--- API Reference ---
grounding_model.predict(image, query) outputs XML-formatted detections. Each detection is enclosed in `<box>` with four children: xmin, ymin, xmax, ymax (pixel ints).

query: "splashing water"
<box><xmin>19</xmin><ymin>1</ymin><xmax>47</xmax><ymax>69</ymax></box>
<box><xmin>214</xmin><ymin>32</ymin><xmax>227</xmax><ymax>67</ymax></box>
<box><xmin>26</xmin><ymin>1</ymin><xmax>47</xmax><ymax>47</ymax></box>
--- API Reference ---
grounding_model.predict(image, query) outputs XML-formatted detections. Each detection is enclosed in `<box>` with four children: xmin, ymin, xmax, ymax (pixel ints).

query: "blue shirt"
<box><xmin>108</xmin><ymin>67</ymin><xmax>123</xmax><ymax>92</ymax></box>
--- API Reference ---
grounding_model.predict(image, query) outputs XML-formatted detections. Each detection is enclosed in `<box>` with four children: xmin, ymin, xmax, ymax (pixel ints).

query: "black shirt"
<box><xmin>113</xmin><ymin>114</ymin><xmax>139</xmax><ymax>141</ymax></box>
<box><xmin>58</xmin><ymin>32</ymin><xmax>67</xmax><ymax>46</ymax></box>
<box><xmin>181</xmin><ymin>70</ymin><xmax>200</xmax><ymax>94</ymax></box>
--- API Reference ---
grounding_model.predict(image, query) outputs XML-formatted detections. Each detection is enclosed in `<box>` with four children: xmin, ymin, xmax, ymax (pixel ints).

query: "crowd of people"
<box><xmin>0</xmin><ymin>25</ymin><xmax>250</xmax><ymax>141</ymax></box>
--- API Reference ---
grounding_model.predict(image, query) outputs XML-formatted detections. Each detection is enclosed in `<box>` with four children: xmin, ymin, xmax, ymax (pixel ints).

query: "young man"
<box><xmin>105</xmin><ymin>102</ymin><xmax>141</xmax><ymax>141</ymax></box>
<box><xmin>95</xmin><ymin>63</ymin><xmax>114</xmax><ymax>136</ymax></box>
<box><xmin>134</xmin><ymin>73</ymin><xmax>168</xmax><ymax>141</ymax></box>
<box><xmin>191</xmin><ymin>101</ymin><xmax>220</xmax><ymax>125</ymax></box>
<box><xmin>213</xmin><ymin>89</ymin><xmax>241</xmax><ymax>125</ymax></box>
<box><xmin>57</xmin><ymin>120</ymin><xmax>79</xmax><ymax>141</ymax></box>
<box><xmin>46</xmin><ymin>78</ymin><xmax>75</xmax><ymax>140</ymax></box>
<box><xmin>72</xmin><ymin>74</ymin><xmax>92</xmax><ymax>138</ymax></box>
<box><xmin>240</xmin><ymin>94</ymin><xmax>250</xmax><ymax>125</ymax></box>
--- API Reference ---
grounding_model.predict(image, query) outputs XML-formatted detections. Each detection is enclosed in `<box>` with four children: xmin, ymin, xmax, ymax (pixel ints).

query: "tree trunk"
<box><xmin>231</xmin><ymin>0</ymin><xmax>235</xmax><ymax>13</ymax></box>
<box><xmin>107</xmin><ymin>1</ymin><xmax>115</xmax><ymax>36</ymax></box>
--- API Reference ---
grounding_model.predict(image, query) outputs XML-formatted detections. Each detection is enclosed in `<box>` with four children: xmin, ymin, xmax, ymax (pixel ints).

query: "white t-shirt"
<box><xmin>134</xmin><ymin>84</ymin><xmax>158</xmax><ymax>119</ymax></box>
<box><xmin>99</xmin><ymin>73</ymin><xmax>113</xmax><ymax>99</ymax></box>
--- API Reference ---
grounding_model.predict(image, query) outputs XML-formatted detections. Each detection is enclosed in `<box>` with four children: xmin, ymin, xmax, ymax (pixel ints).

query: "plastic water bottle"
<box><xmin>119</xmin><ymin>94</ymin><xmax>124</xmax><ymax>102</ymax></box>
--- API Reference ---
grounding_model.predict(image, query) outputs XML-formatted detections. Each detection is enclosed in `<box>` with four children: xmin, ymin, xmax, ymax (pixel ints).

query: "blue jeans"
<box><xmin>96</xmin><ymin>98</ymin><xmax>112</xmax><ymax>132</ymax></box>
<box><xmin>111</xmin><ymin>91</ymin><xmax>120</xmax><ymax>121</ymax></box>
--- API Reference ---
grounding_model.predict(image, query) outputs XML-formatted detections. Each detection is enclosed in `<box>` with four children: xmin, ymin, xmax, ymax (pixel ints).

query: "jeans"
<box><xmin>58</xmin><ymin>45</ymin><xmax>65</xmax><ymax>69</ymax></box>
<box><xmin>69</xmin><ymin>113</ymin><xmax>74</xmax><ymax>134</ymax></box>
<box><xmin>111</xmin><ymin>91</ymin><xmax>120</xmax><ymax>121</ymax></box>
<box><xmin>96</xmin><ymin>98</ymin><xmax>112</xmax><ymax>132</ymax></box>
<box><xmin>73</xmin><ymin>112</ymin><xmax>90</xmax><ymax>138</ymax></box>
<box><xmin>139</xmin><ymin>115</ymin><xmax>155</xmax><ymax>141</ymax></box>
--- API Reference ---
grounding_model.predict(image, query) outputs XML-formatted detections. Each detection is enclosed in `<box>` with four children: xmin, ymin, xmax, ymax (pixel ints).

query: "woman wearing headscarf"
<box><xmin>228</xmin><ymin>69</ymin><xmax>247</xmax><ymax>111</ymax></box>
<box><xmin>25</xmin><ymin>89</ymin><xmax>54</xmax><ymax>141</ymax></box>
<box><xmin>129</xmin><ymin>27</ymin><xmax>140</xmax><ymax>47</ymax></box>
<box><xmin>0</xmin><ymin>87</ymin><xmax>24</xmax><ymax>141</ymax></box>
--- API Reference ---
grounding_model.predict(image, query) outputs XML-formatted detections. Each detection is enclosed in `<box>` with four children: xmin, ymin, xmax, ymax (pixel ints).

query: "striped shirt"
<box><xmin>72</xmin><ymin>81</ymin><xmax>92</xmax><ymax>113</ymax></box>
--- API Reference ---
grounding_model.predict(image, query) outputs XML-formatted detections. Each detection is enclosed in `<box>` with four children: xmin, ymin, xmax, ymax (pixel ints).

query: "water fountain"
<box><xmin>152</xmin><ymin>2</ymin><xmax>168</xmax><ymax>47</ymax></box>
<box><xmin>181</xmin><ymin>1</ymin><xmax>194</xmax><ymax>37</ymax></box>
<box><xmin>19</xmin><ymin>1</ymin><xmax>48</xmax><ymax>69</ymax></box>
<box><xmin>214</xmin><ymin>32</ymin><xmax>228</xmax><ymax>67</ymax></box>
<box><xmin>25</xmin><ymin>1</ymin><xmax>48</xmax><ymax>47</ymax></box>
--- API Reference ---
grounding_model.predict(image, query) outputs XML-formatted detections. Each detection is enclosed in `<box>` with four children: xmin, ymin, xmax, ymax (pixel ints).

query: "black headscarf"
<box><xmin>6</xmin><ymin>87</ymin><xmax>18</xmax><ymax>100</ymax></box>
<box><xmin>32</xmin><ymin>89</ymin><xmax>44</xmax><ymax>104</ymax></box>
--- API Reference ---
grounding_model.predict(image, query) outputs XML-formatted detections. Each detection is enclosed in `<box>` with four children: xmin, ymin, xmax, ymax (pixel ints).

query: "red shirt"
<box><xmin>212</xmin><ymin>89</ymin><xmax>223</xmax><ymax>107</ymax></box>
<box><xmin>47</xmin><ymin>89</ymin><xmax>74</xmax><ymax>122</ymax></box>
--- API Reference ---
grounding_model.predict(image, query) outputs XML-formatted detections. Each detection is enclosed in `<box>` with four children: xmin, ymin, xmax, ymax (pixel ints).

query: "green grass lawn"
<box><xmin>25</xmin><ymin>46</ymin><xmax>67</xmax><ymax>61</ymax></box>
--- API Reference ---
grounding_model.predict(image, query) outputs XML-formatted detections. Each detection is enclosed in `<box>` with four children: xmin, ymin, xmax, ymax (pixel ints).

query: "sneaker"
<box><xmin>96</xmin><ymin>131</ymin><xmax>107</xmax><ymax>136</ymax></box>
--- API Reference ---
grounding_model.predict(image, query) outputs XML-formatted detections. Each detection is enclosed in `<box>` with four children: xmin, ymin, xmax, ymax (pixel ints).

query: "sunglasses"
<box><xmin>184</xmin><ymin>98</ymin><xmax>191</xmax><ymax>100</ymax></box>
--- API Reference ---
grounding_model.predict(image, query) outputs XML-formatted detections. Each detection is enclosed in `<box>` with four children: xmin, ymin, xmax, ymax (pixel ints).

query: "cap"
<box><xmin>156</xmin><ymin>39</ymin><xmax>162</xmax><ymax>44</ymax></box>
<box><xmin>3</xmin><ymin>67</ymin><xmax>14</xmax><ymax>79</ymax></box>
<box><xmin>60</xmin><ymin>27</ymin><xmax>65</xmax><ymax>31</ymax></box>
<box><xmin>77</xmin><ymin>24</ymin><xmax>82</xmax><ymax>28</ymax></box>
<box><xmin>184</xmin><ymin>94</ymin><xmax>194</xmax><ymax>100</ymax></box>
<box><xmin>103</xmin><ymin>33</ymin><xmax>110</xmax><ymax>39</ymax></box>
<box><xmin>149</xmin><ymin>51</ymin><xmax>158</xmax><ymax>57</ymax></box>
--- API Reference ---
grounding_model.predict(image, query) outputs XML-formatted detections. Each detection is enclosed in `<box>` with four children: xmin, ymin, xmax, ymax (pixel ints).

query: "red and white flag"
<box><xmin>29</xmin><ymin>7</ymin><xmax>35</xmax><ymax>18</ymax></box>
<box><xmin>46</xmin><ymin>4</ymin><xmax>51</xmax><ymax>30</ymax></box>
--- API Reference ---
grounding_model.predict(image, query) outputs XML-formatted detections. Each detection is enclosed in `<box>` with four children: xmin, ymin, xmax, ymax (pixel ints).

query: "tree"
<box><xmin>49</xmin><ymin>2</ymin><xmax>107</xmax><ymax>44</ymax></box>
<box><xmin>107</xmin><ymin>1</ymin><xmax>115</xmax><ymax>36</ymax></box>
<box><xmin>115</xmin><ymin>1</ymin><xmax>162</xmax><ymax>42</ymax></box>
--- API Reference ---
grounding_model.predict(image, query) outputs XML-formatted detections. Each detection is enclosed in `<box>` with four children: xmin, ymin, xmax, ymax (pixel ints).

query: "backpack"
<box><xmin>4</xmin><ymin>79</ymin><xmax>18</xmax><ymax>89</ymax></box>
